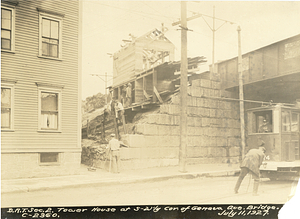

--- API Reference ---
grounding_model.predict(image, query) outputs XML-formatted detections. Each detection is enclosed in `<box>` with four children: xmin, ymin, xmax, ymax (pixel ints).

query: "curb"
<box><xmin>1</xmin><ymin>169</ymin><xmax>240</xmax><ymax>194</ymax></box>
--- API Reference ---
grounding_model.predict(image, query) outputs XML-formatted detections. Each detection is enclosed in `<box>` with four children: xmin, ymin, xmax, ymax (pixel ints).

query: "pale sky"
<box><xmin>81</xmin><ymin>1</ymin><xmax>300</xmax><ymax>100</ymax></box>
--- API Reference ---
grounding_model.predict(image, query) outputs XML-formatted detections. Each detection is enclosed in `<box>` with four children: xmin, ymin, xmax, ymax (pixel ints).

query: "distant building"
<box><xmin>1</xmin><ymin>0</ymin><xmax>82</xmax><ymax>179</ymax></box>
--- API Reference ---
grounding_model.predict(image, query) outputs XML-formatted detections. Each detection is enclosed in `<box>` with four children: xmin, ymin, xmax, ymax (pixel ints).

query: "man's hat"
<box><xmin>110</xmin><ymin>133</ymin><xmax>115</xmax><ymax>137</ymax></box>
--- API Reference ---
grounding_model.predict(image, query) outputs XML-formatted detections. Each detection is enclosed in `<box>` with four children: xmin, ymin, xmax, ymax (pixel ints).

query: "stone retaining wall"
<box><xmin>119</xmin><ymin>78</ymin><xmax>241</xmax><ymax>169</ymax></box>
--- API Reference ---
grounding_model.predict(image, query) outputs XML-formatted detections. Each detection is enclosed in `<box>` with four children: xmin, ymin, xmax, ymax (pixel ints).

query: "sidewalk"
<box><xmin>1</xmin><ymin>163</ymin><xmax>240</xmax><ymax>194</ymax></box>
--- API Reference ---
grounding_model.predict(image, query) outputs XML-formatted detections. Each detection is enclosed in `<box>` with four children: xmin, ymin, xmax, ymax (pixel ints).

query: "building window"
<box><xmin>39</xmin><ymin>13</ymin><xmax>62</xmax><ymax>59</ymax></box>
<box><xmin>38</xmin><ymin>86</ymin><xmax>61</xmax><ymax>131</ymax></box>
<box><xmin>1</xmin><ymin>6</ymin><xmax>15</xmax><ymax>52</ymax></box>
<box><xmin>1</xmin><ymin>83</ymin><xmax>14</xmax><ymax>130</ymax></box>
<box><xmin>40</xmin><ymin>153</ymin><xmax>60</xmax><ymax>165</ymax></box>
<box><xmin>253</xmin><ymin>110</ymin><xmax>273</xmax><ymax>133</ymax></box>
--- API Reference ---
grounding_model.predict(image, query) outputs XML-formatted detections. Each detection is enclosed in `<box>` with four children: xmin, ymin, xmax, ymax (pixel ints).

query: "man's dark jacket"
<box><xmin>241</xmin><ymin>149</ymin><xmax>265</xmax><ymax>176</ymax></box>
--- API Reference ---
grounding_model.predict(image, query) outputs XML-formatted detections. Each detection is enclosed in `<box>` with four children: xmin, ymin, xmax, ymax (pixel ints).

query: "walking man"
<box><xmin>234</xmin><ymin>144</ymin><xmax>266</xmax><ymax>196</ymax></box>
<box><xmin>108</xmin><ymin>133</ymin><xmax>121</xmax><ymax>173</ymax></box>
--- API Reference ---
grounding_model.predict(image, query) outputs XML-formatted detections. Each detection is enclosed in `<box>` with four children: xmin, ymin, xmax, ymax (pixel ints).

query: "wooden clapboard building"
<box><xmin>1</xmin><ymin>0</ymin><xmax>82</xmax><ymax>179</ymax></box>
<box><xmin>111</xmin><ymin>28</ymin><xmax>206</xmax><ymax>111</ymax></box>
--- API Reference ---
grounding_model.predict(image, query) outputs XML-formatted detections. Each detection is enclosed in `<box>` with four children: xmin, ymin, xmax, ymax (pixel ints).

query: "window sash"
<box><xmin>282</xmin><ymin>111</ymin><xmax>291</xmax><ymax>132</ymax></box>
<box><xmin>39</xmin><ymin>89</ymin><xmax>61</xmax><ymax>131</ymax></box>
<box><xmin>1</xmin><ymin>86</ymin><xmax>13</xmax><ymax>129</ymax></box>
<box><xmin>1</xmin><ymin>8</ymin><xmax>11</xmax><ymax>30</ymax></box>
<box><xmin>1</xmin><ymin>108</ymin><xmax>11</xmax><ymax>128</ymax></box>
<box><xmin>1</xmin><ymin>7</ymin><xmax>13</xmax><ymax>50</ymax></box>
<box><xmin>41</xmin><ymin>111</ymin><xmax>58</xmax><ymax>129</ymax></box>
<box><xmin>40</xmin><ymin>15</ymin><xmax>61</xmax><ymax>58</ymax></box>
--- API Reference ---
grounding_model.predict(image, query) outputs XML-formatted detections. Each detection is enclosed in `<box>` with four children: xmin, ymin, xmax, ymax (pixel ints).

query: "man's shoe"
<box><xmin>234</xmin><ymin>190</ymin><xmax>238</xmax><ymax>194</ymax></box>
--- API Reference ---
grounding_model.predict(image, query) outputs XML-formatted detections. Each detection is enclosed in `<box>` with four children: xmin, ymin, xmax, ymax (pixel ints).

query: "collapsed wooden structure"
<box><xmin>82</xmin><ymin>28</ymin><xmax>207</xmax><ymax>139</ymax></box>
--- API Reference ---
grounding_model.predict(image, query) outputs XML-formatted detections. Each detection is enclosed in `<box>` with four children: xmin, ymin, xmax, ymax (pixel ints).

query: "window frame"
<box><xmin>38</xmin><ymin>86</ymin><xmax>62</xmax><ymax>132</ymax></box>
<box><xmin>38</xmin><ymin>12</ymin><xmax>63</xmax><ymax>60</ymax></box>
<box><xmin>1</xmin><ymin>5</ymin><xmax>15</xmax><ymax>53</ymax></box>
<box><xmin>1</xmin><ymin>82</ymin><xmax>15</xmax><ymax>131</ymax></box>
<box><xmin>39</xmin><ymin>152</ymin><xmax>60</xmax><ymax>166</ymax></box>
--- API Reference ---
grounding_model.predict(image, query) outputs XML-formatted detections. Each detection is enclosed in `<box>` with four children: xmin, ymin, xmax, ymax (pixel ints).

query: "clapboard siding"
<box><xmin>1</xmin><ymin>0</ymin><xmax>80</xmax><ymax>153</ymax></box>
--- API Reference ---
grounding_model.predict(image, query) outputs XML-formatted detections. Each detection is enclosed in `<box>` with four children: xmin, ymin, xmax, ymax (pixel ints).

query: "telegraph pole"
<box><xmin>212</xmin><ymin>6</ymin><xmax>215</xmax><ymax>75</ymax></box>
<box><xmin>179</xmin><ymin>1</ymin><xmax>188</xmax><ymax>173</ymax></box>
<box><xmin>237</xmin><ymin>26</ymin><xmax>246</xmax><ymax>160</ymax></box>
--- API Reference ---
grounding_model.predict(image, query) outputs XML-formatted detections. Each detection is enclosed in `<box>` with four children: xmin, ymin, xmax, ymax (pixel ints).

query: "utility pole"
<box><xmin>212</xmin><ymin>6</ymin><xmax>215</xmax><ymax>75</ymax></box>
<box><xmin>90</xmin><ymin>73</ymin><xmax>113</xmax><ymax>104</ymax></box>
<box><xmin>237</xmin><ymin>26</ymin><xmax>245</xmax><ymax>160</ymax></box>
<box><xmin>179</xmin><ymin>1</ymin><xmax>188</xmax><ymax>173</ymax></box>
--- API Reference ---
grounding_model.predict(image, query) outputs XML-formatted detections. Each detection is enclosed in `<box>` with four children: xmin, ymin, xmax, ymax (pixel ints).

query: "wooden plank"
<box><xmin>153</xmin><ymin>86</ymin><xmax>163</xmax><ymax>103</ymax></box>
<box><xmin>122</xmin><ymin>114</ymin><xmax>127</xmax><ymax>134</ymax></box>
<box><xmin>143</xmin><ymin>90</ymin><xmax>151</xmax><ymax>100</ymax></box>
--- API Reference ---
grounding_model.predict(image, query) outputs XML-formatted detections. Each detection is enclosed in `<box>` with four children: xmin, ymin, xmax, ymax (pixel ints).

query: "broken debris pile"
<box><xmin>81</xmin><ymin>138</ymin><xmax>109</xmax><ymax>167</ymax></box>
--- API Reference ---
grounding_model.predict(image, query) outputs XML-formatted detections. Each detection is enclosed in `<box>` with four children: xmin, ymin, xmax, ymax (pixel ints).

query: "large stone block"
<box><xmin>146</xmin><ymin>114</ymin><xmax>160</xmax><ymax>124</ymax></box>
<box><xmin>196</xmin><ymin>98</ymin><xmax>204</xmax><ymax>107</ymax></box>
<box><xmin>144</xmin><ymin>124</ymin><xmax>159</xmax><ymax>135</ymax></box>
<box><xmin>144</xmin><ymin>135</ymin><xmax>159</xmax><ymax>147</ymax></box>
<box><xmin>200</xmin><ymin>79</ymin><xmax>211</xmax><ymax>88</ymax></box>
<box><xmin>191</xmin><ymin>87</ymin><xmax>203</xmax><ymax>97</ymax></box>
<box><xmin>229</xmin><ymin>146</ymin><xmax>240</xmax><ymax>156</ymax></box>
<box><xmin>171</xmin><ymin>125</ymin><xmax>180</xmax><ymax>135</ymax></box>
<box><xmin>194</xmin><ymin>117</ymin><xmax>202</xmax><ymax>127</ymax></box>
<box><xmin>202</xmin><ymin>118</ymin><xmax>210</xmax><ymax>127</ymax></box>
<box><xmin>211</xmin><ymin>80</ymin><xmax>221</xmax><ymax>90</ymax></box>
<box><xmin>188</xmin><ymin>116</ymin><xmax>196</xmax><ymax>126</ymax></box>
<box><xmin>159</xmin><ymin>114</ymin><xmax>172</xmax><ymax>125</ymax></box>
<box><xmin>202</xmin><ymin>88</ymin><xmax>211</xmax><ymax>97</ymax></box>
<box><xmin>171</xmin><ymin>115</ymin><xmax>180</xmax><ymax>125</ymax></box>
<box><xmin>123</xmin><ymin>134</ymin><xmax>145</xmax><ymax>148</ymax></box>
<box><xmin>121</xmin><ymin>147</ymin><xmax>141</xmax><ymax>160</ymax></box>
<box><xmin>187</xmin><ymin>146</ymin><xmax>208</xmax><ymax>157</ymax></box>
<box><xmin>192</xmin><ymin>79</ymin><xmax>201</xmax><ymax>87</ymax></box>
<box><xmin>159</xmin><ymin>147</ymin><xmax>179</xmax><ymax>159</ymax></box>
<box><xmin>187</xmin><ymin>126</ymin><xmax>196</xmax><ymax>136</ymax></box>
<box><xmin>215</xmin><ymin>137</ymin><xmax>228</xmax><ymax>147</ymax></box>
<box><xmin>197</xmin><ymin>108</ymin><xmax>210</xmax><ymax>117</ymax></box>
<box><xmin>158</xmin><ymin>125</ymin><xmax>171</xmax><ymax>136</ymax></box>
<box><xmin>227</xmin><ymin>137</ymin><xmax>241</xmax><ymax>147</ymax></box>
<box><xmin>158</xmin><ymin>135</ymin><xmax>180</xmax><ymax>147</ymax></box>
<box><xmin>140</xmin><ymin>148</ymin><xmax>161</xmax><ymax>159</ymax></box>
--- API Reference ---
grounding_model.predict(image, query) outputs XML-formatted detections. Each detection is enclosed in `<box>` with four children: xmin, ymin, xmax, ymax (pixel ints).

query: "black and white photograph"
<box><xmin>1</xmin><ymin>0</ymin><xmax>300</xmax><ymax>218</ymax></box>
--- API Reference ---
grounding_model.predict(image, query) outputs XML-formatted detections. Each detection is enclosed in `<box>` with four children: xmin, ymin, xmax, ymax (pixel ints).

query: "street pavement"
<box><xmin>1</xmin><ymin>163</ymin><xmax>240</xmax><ymax>194</ymax></box>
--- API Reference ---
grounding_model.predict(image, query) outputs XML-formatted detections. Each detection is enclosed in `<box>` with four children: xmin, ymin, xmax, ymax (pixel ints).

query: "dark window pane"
<box><xmin>1</xmin><ymin>88</ymin><xmax>11</xmax><ymax>107</ymax></box>
<box><xmin>41</xmin><ymin>92</ymin><xmax>58</xmax><ymax>111</ymax></box>
<box><xmin>1</xmin><ymin>110</ymin><xmax>11</xmax><ymax>128</ymax></box>
<box><xmin>1</xmin><ymin>38</ymin><xmax>11</xmax><ymax>50</ymax></box>
<box><xmin>42</xmin><ymin>42</ymin><xmax>49</xmax><ymax>56</ymax></box>
<box><xmin>50</xmin><ymin>44</ymin><xmax>58</xmax><ymax>57</ymax></box>
<box><xmin>1</xmin><ymin>88</ymin><xmax>11</xmax><ymax>128</ymax></box>
<box><xmin>40</xmin><ymin>153</ymin><xmax>59</xmax><ymax>163</ymax></box>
